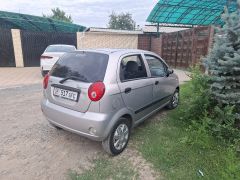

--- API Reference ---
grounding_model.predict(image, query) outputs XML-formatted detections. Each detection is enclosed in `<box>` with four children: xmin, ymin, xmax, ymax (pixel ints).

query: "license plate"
<box><xmin>53</xmin><ymin>87</ymin><xmax>79</xmax><ymax>102</ymax></box>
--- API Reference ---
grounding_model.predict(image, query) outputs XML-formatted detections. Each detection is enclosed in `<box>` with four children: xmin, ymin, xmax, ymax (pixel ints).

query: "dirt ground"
<box><xmin>0</xmin><ymin>84</ymin><xmax>102</xmax><ymax>180</ymax></box>
<box><xmin>0</xmin><ymin>84</ymin><xmax>162</xmax><ymax>180</ymax></box>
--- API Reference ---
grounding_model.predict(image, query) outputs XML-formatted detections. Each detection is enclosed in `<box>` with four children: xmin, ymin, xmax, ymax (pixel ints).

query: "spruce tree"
<box><xmin>204</xmin><ymin>6</ymin><xmax>240</xmax><ymax>111</ymax></box>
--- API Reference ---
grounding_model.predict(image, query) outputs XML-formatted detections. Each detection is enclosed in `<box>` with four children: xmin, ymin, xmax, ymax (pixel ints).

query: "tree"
<box><xmin>204</xmin><ymin>7</ymin><xmax>240</xmax><ymax>110</ymax></box>
<box><xmin>43</xmin><ymin>8</ymin><xmax>73</xmax><ymax>23</ymax></box>
<box><xmin>108</xmin><ymin>12</ymin><xmax>136</xmax><ymax>30</ymax></box>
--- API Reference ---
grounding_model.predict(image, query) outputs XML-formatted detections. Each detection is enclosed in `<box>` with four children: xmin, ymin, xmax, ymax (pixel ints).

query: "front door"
<box><xmin>117</xmin><ymin>54</ymin><xmax>153</xmax><ymax>119</ymax></box>
<box><xmin>144</xmin><ymin>54</ymin><xmax>174</xmax><ymax>105</ymax></box>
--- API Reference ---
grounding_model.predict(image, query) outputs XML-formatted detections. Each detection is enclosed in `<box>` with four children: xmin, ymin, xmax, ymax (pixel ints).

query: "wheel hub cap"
<box><xmin>172</xmin><ymin>92</ymin><xmax>179</xmax><ymax>107</ymax></box>
<box><xmin>113</xmin><ymin>124</ymin><xmax>129</xmax><ymax>150</ymax></box>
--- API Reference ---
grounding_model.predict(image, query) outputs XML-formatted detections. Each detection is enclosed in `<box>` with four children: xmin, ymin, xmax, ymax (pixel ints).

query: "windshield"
<box><xmin>50</xmin><ymin>51</ymin><xmax>109</xmax><ymax>83</ymax></box>
<box><xmin>45</xmin><ymin>45</ymin><xmax>76</xmax><ymax>53</ymax></box>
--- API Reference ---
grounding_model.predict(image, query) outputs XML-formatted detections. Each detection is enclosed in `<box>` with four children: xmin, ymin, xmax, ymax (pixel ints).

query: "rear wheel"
<box><xmin>102</xmin><ymin>117</ymin><xmax>131</xmax><ymax>155</ymax></box>
<box><xmin>167</xmin><ymin>89</ymin><xmax>179</xmax><ymax>109</ymax></box>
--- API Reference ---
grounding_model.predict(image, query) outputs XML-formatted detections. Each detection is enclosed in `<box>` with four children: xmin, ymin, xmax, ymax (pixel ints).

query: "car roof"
<box><xmin>48</xmin><ymin>44</ymin><xmax>75</xmax><ymax>47</ymax></box>
<box><xmin>76</xmin><ymin>48</ymin><xmax>152</xmax><ymax>55</ymax></box>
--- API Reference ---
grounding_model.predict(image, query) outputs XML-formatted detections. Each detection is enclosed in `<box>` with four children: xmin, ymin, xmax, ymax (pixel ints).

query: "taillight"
<box><xmin>88</xmin><ymin>82</ymin><xmax>105</xmax><ymax>101</ymax></box>
<box><xmin>41</xmin><ymin>55</ymin><xmax>53</xmax><ymax>60</ymax></box>
<box><xmin>43</xmin><ymin>74</ymin><xmax>49</xmax><ymax>89</ymax></box>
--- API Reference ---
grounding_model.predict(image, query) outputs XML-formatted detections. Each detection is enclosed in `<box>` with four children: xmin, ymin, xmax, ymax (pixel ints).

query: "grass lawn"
<box><xmin>133</xmin><ymin>83</ymin><xmax>240</xmax><ymax>179</ymax></box>
<box><xmin>70</xmin><ymin>83</ymin><xmax>240</xmax><ymax>180</ymax></box>
<box><xmin>69</xmin><ymin>158</ymin><xmax>138</xmax><ymax>180</ymax></box>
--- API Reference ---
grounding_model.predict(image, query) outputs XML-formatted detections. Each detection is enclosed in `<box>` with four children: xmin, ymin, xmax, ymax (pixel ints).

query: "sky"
<box><xmin>0</xmin><ymin>0</ymin><xmax>158</xmax><ymax>27</ymax></box>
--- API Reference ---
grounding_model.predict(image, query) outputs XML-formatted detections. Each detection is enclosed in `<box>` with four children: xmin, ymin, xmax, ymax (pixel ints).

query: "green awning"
<box><xmin>147</xmin><ymin>0</ymin><xmax>238</xmax><ymax>26</ymax></box>
<box><xmin>0</xmin><ymin>11</ymin><xmax>86</xmax><ymax>33</ymax></box>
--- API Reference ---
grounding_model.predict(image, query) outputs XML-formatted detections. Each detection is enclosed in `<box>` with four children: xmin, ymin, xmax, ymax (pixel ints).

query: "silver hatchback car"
<box><xmin>41</xmin><ymin>49</ymin><xmax>179</xmax><ymax>155</ymax></box>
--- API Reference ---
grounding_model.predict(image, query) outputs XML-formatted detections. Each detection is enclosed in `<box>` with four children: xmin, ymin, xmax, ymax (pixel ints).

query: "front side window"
<box><xmin>145</xmin><ymin>55</ymin><xmax>167</xmax><ymax>77</ymax></box>
<box><xmin>120</xmin><ymin>55</ymin><xmax>147</xmax><ymax>81</ymax></box>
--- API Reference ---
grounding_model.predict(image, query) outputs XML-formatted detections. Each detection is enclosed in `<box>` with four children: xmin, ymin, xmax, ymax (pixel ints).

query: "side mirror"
<box><xmin>167</xmin><ymin>69</ymin><xmax>174</xmax><ymax>76</ymax></box>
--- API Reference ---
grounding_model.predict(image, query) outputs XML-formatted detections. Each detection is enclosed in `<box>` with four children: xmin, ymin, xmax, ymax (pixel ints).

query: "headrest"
<box><xmin>126</xmin><ymin>61</ymin><xmax>138</xmax><ymax>72</ymax></box>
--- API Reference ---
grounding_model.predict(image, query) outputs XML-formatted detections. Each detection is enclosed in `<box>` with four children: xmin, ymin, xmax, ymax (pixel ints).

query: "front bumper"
<box><xmin>41</xmin><ymin>99</ymin><xmax>112</xmax><ymax>141</ymax></box>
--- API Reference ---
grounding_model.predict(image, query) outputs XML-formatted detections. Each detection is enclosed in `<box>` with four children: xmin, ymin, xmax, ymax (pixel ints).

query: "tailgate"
<box><xmin>46</xmin><ymin>76</ymin><xmax>91</xmax><ymax>113</ymax></box>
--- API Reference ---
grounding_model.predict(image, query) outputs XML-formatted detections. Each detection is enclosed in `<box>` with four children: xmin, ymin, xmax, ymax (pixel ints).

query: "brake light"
<box><xmin>88</xmin><ymin>82</ymin><xmax>105</xmax><ymax>101</ymax></box>
<box><xmin>41</xmin><ymin>55</ymin><xmax>53</xmax><ymax>60</ymax></box>
<box><xmin>43</xmin><ymin>74</ymin><xmax>49</xmax><ymax>89</ymax></box>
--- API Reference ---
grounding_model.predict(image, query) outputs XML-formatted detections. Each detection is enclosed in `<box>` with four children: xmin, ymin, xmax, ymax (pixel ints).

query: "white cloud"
<box><xmin>0</xmin><ymin>0</ymin><xmax>158</xmax><ymax>27</ymax></box>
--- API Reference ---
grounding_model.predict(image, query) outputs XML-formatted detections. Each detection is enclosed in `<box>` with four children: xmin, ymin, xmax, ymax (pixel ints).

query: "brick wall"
<box><xmin>11</xmin><ymin>29</ymin><xmax>24</xmax><ymax>67</ymax></box>
<box><xmin>138</xmin><ymin>34</ymin><xmax>151</xmax><ymax>51</ymax></box>
<box><xmin>77</xmin><ymin>32</ymin><xmax>138</xmax><ymax>49</ymax></box>
<box><xmin>151</xmin><ymin>36</ymin><xmax>162</xmax><ymax>56</ymax></box>
<box><xmin>138</xmin><ymin>34</ymin><xmax>163</xmax><ymax>57</ymax></box>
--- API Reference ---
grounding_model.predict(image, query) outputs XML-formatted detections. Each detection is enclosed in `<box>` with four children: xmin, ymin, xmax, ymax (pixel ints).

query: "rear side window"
<box><xmin>50</xmin><ymin>52</ymin><xmax>109</xmax><ymax>82</ymax></box>
<box><xmin>120</xmin><ymin>55</ymin><xmax>147</xmax><ymax>81</ymax></box>
<box><xmin>45</xmin><ymin>46</ymin><xmax>76</xmax><ymax>53</ymax></box>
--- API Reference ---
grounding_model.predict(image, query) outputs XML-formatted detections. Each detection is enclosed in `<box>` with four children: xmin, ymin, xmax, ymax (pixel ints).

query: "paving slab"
<box><xmin>0</xmin><ymin>67</ymin><xmax>41</xmax><ymax>89</ymax></box>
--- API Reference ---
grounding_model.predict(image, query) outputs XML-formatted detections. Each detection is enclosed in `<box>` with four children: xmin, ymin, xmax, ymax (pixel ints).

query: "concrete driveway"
<box><xmin>0</xmin><ymin>67</ymin><xmax>41</xmax><ymax>89</ymax></box>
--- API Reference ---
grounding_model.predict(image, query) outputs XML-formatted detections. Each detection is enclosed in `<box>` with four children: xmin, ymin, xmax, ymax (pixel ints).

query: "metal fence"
<box><xmin>21</xmin><ymin>31</ymin><xmax>77</xmax><ymax>67</ymax></box>
<box><xmin>0</xmin><ymin>28</ymin><xmax>15</xmax><ymax>67</ymax></box>
<box><xmin>138</xmin><ymin>26</ymin><xmax>213</xmax><ymax>69</ymax></box>
<box><xmin>161</xmin><ymin>26</ymin><xmax>212</xmax><ymax>68</ymax></box>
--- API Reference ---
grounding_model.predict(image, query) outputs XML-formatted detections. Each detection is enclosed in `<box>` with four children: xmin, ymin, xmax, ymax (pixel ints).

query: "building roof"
<box><xmin>143</xmin><ymin>25</ymin><xmax>189</xmax><ymax>33</ymax></box>
<box><xmin>0</xmin><ymin>11</ymin><xmax>86</xmax><ymax>33</ymax></box>
<box><xmin>76</xmin><ymin>48</ymin><xmax>148</xmax><ymax>55</ymax></box>
<box><xmin>88</xmin><ymin>27</ymin><xmax>143</xmax><ymax>34</ymax></box>
<box><xmin>147</xmin><ymin>0</ymin><xmax>238</xmax><ymax>26</ymax></box>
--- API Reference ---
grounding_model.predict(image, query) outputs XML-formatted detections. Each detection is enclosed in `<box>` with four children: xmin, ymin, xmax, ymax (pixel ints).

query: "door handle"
<box><xmin>155</xmin><ymin>81</ymin><xmax>159</xmax><ymax>85</ymax></box>
<box><xmin>125</xmin><ymin>87</ymin><xmax>132</xmax><ymax>94</ymax></box>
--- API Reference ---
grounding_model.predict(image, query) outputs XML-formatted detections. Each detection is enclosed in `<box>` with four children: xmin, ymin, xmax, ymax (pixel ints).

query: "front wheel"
<box><xmin>167</xmin><ymin>89</ymin><xmax>179</xmax><ymax>109</ymax></box>
<box><xmin>102</xmin><ymin>118</ymin><xmax>131</xmax><ymax>155</ymax></box>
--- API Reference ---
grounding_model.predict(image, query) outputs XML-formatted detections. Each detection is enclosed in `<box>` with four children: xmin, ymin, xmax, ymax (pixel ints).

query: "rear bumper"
<box><xmin>41</xmin><ymin>98</ymin><xmax>112</xmax><ymax>141</ymax></box>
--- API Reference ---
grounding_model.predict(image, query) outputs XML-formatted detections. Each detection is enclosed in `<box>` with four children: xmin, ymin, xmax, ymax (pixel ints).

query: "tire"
<box><xmin>167</xmin><ymin>89</ymin><xmax>179</xmax><ymax>109</ymax></box>
<box><xmin>102</xmin><ymin>117</ymin><xmax>131</xmax><ymax>156</ymax></box>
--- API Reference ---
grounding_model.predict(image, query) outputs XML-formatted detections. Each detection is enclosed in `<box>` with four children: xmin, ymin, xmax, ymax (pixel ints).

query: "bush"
<box><xmin>183</xmin><ymin>66</ymin><xmax>211</xmax><ymax>122</ymax></box>
<box><xmin>179</xmin><ymin>66</ymin><xmax>239</xmax><ymax>146</ymax></box>
<box><xmin>209</xmin><ymin>106</ymin><xmax>240</xmax><ymax>142</ymax></box>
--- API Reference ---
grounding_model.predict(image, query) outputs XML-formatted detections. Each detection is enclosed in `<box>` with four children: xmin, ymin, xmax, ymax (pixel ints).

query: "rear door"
<box><xmin>144</xmin><ymin>54</ymin><xmax>174</xmax><ymax>104</ymax></box>
<box><xmin>46</xmin><ymin>51</ymin><xmax>109</xmax><ymax>113</ymax></box>
<box><xmin>117</xmin><ymin>53</ymin><xmax>153</xmax><ymax>118</ymax></box>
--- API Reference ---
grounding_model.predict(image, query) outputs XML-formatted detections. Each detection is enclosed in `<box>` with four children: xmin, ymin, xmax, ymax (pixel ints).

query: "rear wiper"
<box><xmin>59</xmin><ymin>75</ymin><xmax>89</xmax><ymax>84</ymax></box>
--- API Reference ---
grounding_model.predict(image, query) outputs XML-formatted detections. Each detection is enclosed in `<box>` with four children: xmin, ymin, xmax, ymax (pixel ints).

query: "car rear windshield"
<box><xmin>50</xmin><ymin>51</ymin><xmax>109</xmax><ymax>83</ymax></box>
<box><xmin>45</xmin><ymin>46</ymin><xmax>75</xmax><ymax>52</ymax></box>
